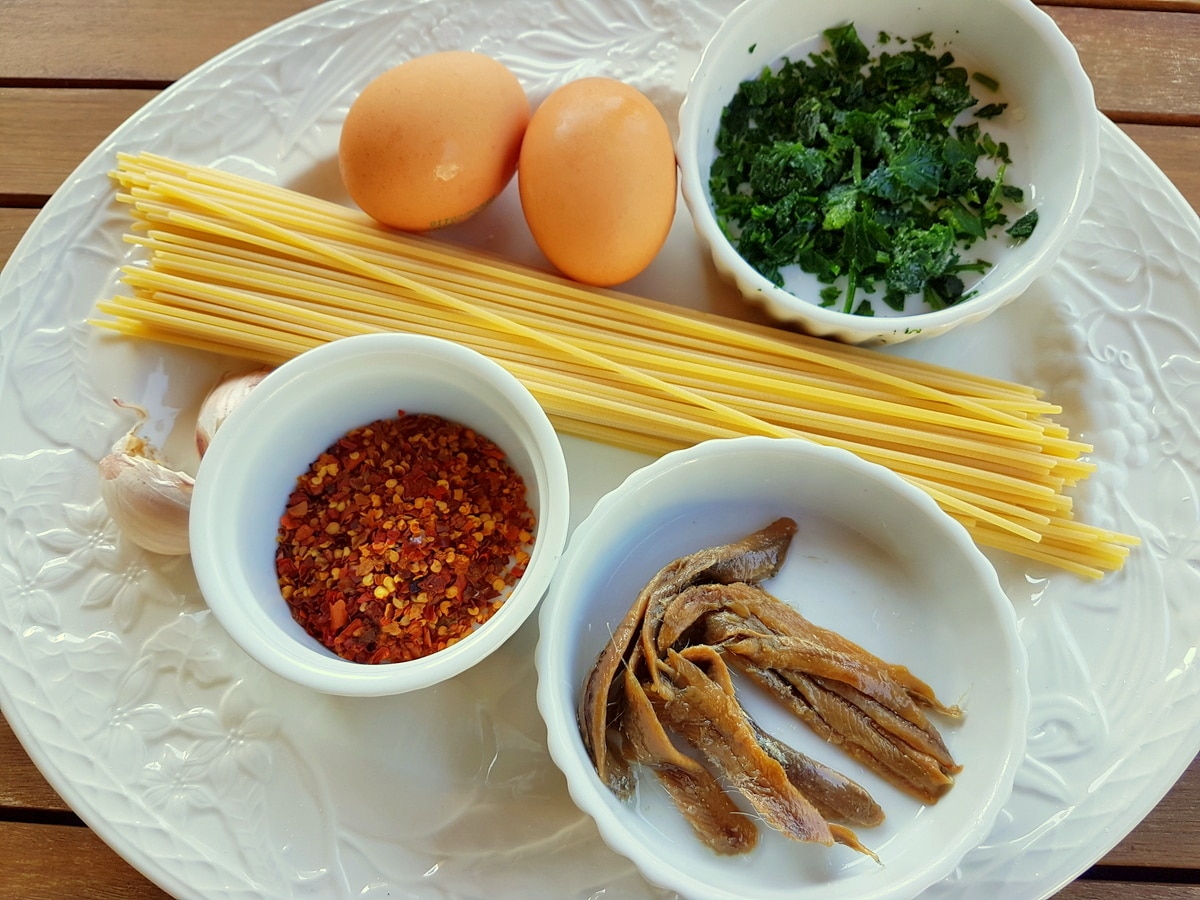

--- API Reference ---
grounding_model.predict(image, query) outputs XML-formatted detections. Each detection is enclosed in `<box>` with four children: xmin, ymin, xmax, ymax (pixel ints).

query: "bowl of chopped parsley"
<box><xmin>190</xmin><ymin>333</ymin><xmax>572</xmax><ymax>697</ymax></box>
<box><xmin>677</xmin><ymin>0</ymin><xmax>1099</xmax><ymax>344</ymax></box>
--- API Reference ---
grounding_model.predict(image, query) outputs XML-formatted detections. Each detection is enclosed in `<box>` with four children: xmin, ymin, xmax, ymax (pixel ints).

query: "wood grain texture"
<box><xmin>0</xmin><ymin>822</ymin><xmax>172</xmax><ymax>900</ymax></box>
<box><xmin>1057</xmin><ymin>884</ymin><xmax>1200</xmax><ymax>900</ymax></box>
<box><xmin>0</xmin><ymin>716</ymin><xmax>70</xmax><ymax>811</ymax></box>
<box><xmin>0</xmin><ymin>209</ymin><xmax>39</xmax><ymax>266</ymax></box>
<box><xmin>1046</xmin><ymin>7</ymin><xmax>1200</xmax><ymax>122</ymax></box>
<box><xmin>1041</xmin><ymin>0</ymin><xmax>1200</xmax><ymax>11</ymax></box>
<box><xmin>0</xmin><ymin>88</ymin><xmax>159</xmax><ymax>199</ymax></box>
<box><xmin>0</xmin><ymin>0</ymin><xmax>323</xmax><ymax>83</ymax></box>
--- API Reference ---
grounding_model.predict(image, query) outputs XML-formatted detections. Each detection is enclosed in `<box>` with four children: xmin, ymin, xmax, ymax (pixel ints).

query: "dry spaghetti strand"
<box><xmin>92</xmin><ymin>152</ymin><xmax>1140</xmax><ymax>577</ymax></box>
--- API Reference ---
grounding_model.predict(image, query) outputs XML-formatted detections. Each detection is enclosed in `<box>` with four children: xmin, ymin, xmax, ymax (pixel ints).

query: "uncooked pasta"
<box><xmin>92</xmin><ymin>152</ymin><xmax>1139</xmax><ymax>578</ymax></box>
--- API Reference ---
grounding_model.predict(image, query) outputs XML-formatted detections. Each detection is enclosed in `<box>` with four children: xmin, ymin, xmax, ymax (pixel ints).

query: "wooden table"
<box><xmin>2</xmin><ymin>1</ymin><xmax>1199</xmax><ymax>897</ymax></box>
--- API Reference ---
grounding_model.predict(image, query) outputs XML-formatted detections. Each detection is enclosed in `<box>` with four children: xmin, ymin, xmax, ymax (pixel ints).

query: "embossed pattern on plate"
<box><xmin>0</xmin><ymin>1</ymin><xmax>1198</xmax><ymax>898</ymax></box>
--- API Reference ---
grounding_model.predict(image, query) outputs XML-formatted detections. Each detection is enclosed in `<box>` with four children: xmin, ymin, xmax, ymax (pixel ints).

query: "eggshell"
<box><xmin>339</xmin><ymin>52</ymin><xmax>530</xmax><ymax>232</ymax></box>
<box><xmin>518</xmin><ymin>78</ymin><xmax>677</xmax><ymax>287</ymax></box>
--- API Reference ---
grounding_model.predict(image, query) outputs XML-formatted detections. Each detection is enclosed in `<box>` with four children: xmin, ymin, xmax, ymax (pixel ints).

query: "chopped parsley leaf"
<box><xmin>709</xmin><ymin>23</ymin><xmax>1037</xmax><ymax>316</ymax></box>
<box><xmin>1006</xmin><ymin>209</ymin><xmax>1039</xmax><ymax>240</ymax></box>
<box><xmin>972</xmin><ymin>71</ymin><xmax>1001</xmax><ymax>92</ymax></box>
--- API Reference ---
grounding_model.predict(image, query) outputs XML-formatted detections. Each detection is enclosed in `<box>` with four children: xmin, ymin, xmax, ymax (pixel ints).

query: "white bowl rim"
<box><xmin>190</xmin><ymin>332</ymin><xmax>571</xmax><ymax>696</ymax></box>
<box><xmin>676</xmin><ymin>0</ymin><xmax>1100</xmax><ymax>344</ymax></box>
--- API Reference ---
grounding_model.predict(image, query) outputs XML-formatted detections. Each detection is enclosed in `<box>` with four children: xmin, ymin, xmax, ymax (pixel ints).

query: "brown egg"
<box><xmin>518</xmin><ymin>78</ymin><xmax>677</xmax><ymax>287</ymax></box>
<box><xmin>339</xmin><ymin>52</ymin><xmax>530</xmax><ymax>232</ymax></box>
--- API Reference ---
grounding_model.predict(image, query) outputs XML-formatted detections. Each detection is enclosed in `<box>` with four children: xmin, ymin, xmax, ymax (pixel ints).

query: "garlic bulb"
<box><xmin>98</xmin><ymin>400</ymin><xmax>194</xmax><ymax>556</ymax></box>
<box><xmin>195</xmin><ymin>367</ymin><xmax>271</xmax><ymax>457</ymax></box>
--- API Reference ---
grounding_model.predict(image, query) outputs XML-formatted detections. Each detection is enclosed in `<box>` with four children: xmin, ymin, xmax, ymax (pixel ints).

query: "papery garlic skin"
<box><xmin>196</xmin><ymin>367</ymin><xmax>271</xmax><ymax>458</ymax></box>
<box><xmin>99</xmin><ymin>400</ymin><xmax>194</xmax><ymax>556</ymax></box>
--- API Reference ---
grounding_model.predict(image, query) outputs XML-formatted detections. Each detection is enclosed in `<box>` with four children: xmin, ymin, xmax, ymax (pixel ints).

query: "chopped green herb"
<box><xmin>709</xmin><ymin>23</ymin><xmax>1036</xmax><ymax>316</ymax></box>
<box><xmin>972</xmin><ymin>71</ymin><xmax>1001</xmax><ymax>92</ymax></box>
<box><xmin>1006</xmin><ymin>209</ymin><xmax>1039</xmax><ymax>240</ymax></box>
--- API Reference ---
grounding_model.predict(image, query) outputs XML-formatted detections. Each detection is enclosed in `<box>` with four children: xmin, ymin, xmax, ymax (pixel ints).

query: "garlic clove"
<box><xmin>196</xmin><ymin>367</ymin><xmax>271</xmax><ymax>458</ymax></box>
<box><xmin>99</xmin><ymin>400</ymin><xmax>195</xmax><ymax>556</ymax></box>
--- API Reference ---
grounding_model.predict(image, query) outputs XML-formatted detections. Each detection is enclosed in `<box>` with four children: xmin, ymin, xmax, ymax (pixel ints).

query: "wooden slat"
<box><xmin>0</xmin><ymin>2</ymin><xmax>1197</xmax><ymax>122</ymax></box>
<box><xmin>0</xmin><ymin>88</ymin><xmax>159</xmax><ymax>200</ymax></box>
<box><xmin>1041</xmin><ymin>0</ymin><xmax>1200</xmax><ymax>11</ymax></box>
<box><xmin>0</xmin><ymin>716</ymin><xmax>68</xmax><ymax>811</ymax></box>
<box><xmin>0</xmin><ymin>0</ymin><xmax>323</xmax><ymax>83</ymax></box>
<box><xmin>0</xmin><ymin>209</ymin><xmax>39</xmax><ymax>268</ymax></box>
<box><xmin>0</xmin><ymin>822</ymin><xmax>172</xmax><ymax>900</ymax></box>
<box><xmin>1046</xmin><ymin>7</ymin><xmax>1200</xmax><ymax>121</ymax></box>
<box><xmin>1057</xmin><ymin>884</ymin><xmax>1200</xmax><ymax>900</ymax></box>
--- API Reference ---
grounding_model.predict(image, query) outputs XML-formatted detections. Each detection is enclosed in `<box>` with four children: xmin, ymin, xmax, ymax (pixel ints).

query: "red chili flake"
<box><xmin>275</xmin><ymin>412</ymin><xmax>536</xmax><ymax>664</ymax></box>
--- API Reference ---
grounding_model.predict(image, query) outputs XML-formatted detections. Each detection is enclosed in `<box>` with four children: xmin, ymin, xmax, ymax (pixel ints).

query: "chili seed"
<box><xmin>275</xmin><ymin>411</ymin><xmax>536</xmax><ymax>664</ymax></box>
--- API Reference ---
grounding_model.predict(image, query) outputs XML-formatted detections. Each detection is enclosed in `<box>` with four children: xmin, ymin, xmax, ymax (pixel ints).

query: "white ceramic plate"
<box><xmin>0</xmin><ymin>1</ymin><xmax>1197</xmax><ymax>898</ymax></box>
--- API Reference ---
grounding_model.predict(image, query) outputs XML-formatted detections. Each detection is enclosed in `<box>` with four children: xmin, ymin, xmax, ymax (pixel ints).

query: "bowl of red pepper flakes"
<box><xmin>276</xmin><ymin>412</ymin><xmax>536</xmax><ymax>665</ymax></box>
<box><xmin>189</xmin><ymin>333</ymin><xmax>570</xmax><ymax>696</ymax></box>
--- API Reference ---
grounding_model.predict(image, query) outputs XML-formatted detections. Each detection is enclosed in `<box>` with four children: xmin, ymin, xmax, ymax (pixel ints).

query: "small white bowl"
<box><xmin>535</xmin><ymin>437</ymin><xmax>1028</xmax><ymax>900</ymax></box>
<box><xmin>190</xmin><ymin>333</ymin><xmax>570</xmax><ymax>696</ymax></box>
<box><xmin>677</xmin><ymin>0</ymin><xmax>1099</xmax><ymax>345</ymax></box>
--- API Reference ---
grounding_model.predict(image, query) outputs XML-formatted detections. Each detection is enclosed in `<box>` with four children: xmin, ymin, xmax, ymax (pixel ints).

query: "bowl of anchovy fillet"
<box><xmin>535</xmin><ymin>435</ymin><xmax>1030</xmax><ymax>900</ymax></box>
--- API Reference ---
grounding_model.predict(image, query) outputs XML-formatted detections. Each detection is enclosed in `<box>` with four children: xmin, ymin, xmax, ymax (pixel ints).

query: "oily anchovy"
<box><xmin>619</xmin><ymin>657</ymin><xmax>757</xmax><ymax>855</ymax></box>
<box><xmin>751</xmin><ymin>722</ymin><xmax>884</xmax><ymax>828</ymax></box>
<box><xmin>729</xmin><ymin>655</ymin><xmax>955</xmax><ymax>805</ymax></box>
<box><xmin>656</xmin><ymin>647</ymin><xmax>837</xmax><ymax>847</ymax></box>
<box><xmin>578</xmin><ymin>517</ymin><xmax>796</xmax><ymax>787</ymax></box>
<box><xmin>576</xmin><ymin>517</ymin><xmax>964</xmax><ymax>861</ymax></box>
<box><xmin>638</xmin><ymin>517</ymin><xmax>797</xmax><ymax>692</ymax></box>
<box><xmin>663</xmin><ymin>580</ymin><xmax>960</xmax><ymax>718</ymax></box>
<box><xmin>658</xmin><ymin>646</ymin><xmax>877</xmax><ymax>859</ymax></box>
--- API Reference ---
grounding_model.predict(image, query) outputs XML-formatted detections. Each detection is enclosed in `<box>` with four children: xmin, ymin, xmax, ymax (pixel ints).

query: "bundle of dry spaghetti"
<box><xmin>94</xmin><ymin>151</ymin><xmax>1138</xmax><ymax>578</ymax></box>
